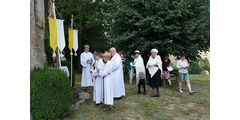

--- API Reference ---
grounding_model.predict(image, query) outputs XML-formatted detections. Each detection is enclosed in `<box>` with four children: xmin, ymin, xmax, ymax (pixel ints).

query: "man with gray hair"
<box><xmin>109</xmin><ymin>47</ymin><xmax>126</xmax><ymax>98</ymax></box>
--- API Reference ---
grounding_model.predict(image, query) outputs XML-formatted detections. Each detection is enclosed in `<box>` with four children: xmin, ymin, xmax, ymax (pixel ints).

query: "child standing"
<box><xmin>92</xmin><ymin>52</ymin><xmax>104</xmax><ymax>106</ymax></box>
<box><xmin>95</xmin><ymin>52</ymin><xmax>114</xmax><ymax>110</ymax></box>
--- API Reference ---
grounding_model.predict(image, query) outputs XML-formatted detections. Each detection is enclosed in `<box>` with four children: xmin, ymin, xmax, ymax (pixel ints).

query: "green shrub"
<box><xmin>44</xmin><ymin>30</ymin><xmax>54</xmax><ymax>66</ymax></box>
<box><xmin>44</xmin><ymin>60</ymin><xmax>49</xmax><ymax>70</ymax></box>
<box><xmin>30</xmin><ymin>68</ymin><xmax>73</xmax><ymax>120</ymax></box>
<box><xmin>200</xmin><ymin>58</ymin><xmax>210</xmax><ymax>73</ymax></box>
<box><xmin>61</xmin><ymin>61</ymin><xmax>76</xmax><ymax>87</ymax></box>
<box><xmin>189</xmin><ymin>61</ymin><xmax>203</xmax><ymax>74</ymax></box>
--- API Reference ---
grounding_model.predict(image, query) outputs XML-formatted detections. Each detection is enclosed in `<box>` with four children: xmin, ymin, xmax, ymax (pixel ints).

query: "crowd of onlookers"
<box><xmin>119</xmin><ymin>50</ymin><xmax>195</xmax><ymax>96</ymax></box>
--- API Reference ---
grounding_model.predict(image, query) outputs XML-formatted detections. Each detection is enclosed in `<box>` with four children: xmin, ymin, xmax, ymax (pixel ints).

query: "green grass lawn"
<box><xmin>66</xmin><ymin>74</ymin><xmax>210</xmax><ymax>120</ymax></box>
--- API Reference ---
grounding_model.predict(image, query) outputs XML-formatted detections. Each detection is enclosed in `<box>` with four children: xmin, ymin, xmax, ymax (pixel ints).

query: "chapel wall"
<box><xmin>30</xmin><ymin>0</ymin><xmax>49</xmax><ymax>71</ymax></box>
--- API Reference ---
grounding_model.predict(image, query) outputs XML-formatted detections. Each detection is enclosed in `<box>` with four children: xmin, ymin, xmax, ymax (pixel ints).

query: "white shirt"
<box><xmin>176</xmin><ymin>59</ymin><xmax>189</xmax><ymax>73</ymax></box>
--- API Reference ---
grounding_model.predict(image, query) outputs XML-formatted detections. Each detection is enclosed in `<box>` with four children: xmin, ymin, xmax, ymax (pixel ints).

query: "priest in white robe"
<box><xmin>110</xmin><ymin>47</ymin><xmax>125</xmax><ymax>98</ymax></box>
<box><xmin>92</xmin><ymin>52</ymin><xmax>104</xmax><ymax>105</ymax></box>
<box><xmin>130</xmin><ymin>50</ymin><xmax>146</xmax><ymax>95</ymax></box>
<box><xmin>80</xmin><ymin>45</ymin><xmax>94</xmax><ymax>92</ymax></box>
<box><xmin>96</xmin><ymin>52</ymin><xmax>114</xmax><ymax>110</ymax></box>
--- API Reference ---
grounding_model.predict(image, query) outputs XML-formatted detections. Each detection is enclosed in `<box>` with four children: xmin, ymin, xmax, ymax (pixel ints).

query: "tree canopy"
<box><xmin>54</xmin><ymin>0</ymin><xmax>109</xmax><ymax>71</ymax></box>
<box><xmin>46</xmin><ymin>0</ymin><xmax>209</xmax><ymax>71</ymax></box>
<box><xmin>104</xmin><ymin>0</ymin><xmax>210</xmax><ymax>61</ymax></box>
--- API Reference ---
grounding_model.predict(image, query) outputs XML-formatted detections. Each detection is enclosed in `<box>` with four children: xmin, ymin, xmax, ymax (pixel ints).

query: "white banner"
<box><xmin>73</xmin><ymin>29</ymin><xmax>78</xmax><ymax>52</ymax></box>
<box><xmin>57</xmin><ymin>19</ymin><xmax>65</xmax><ymax>52</ymax></box>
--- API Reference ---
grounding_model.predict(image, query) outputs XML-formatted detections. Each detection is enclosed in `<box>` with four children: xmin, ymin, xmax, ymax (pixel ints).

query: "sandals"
<box><xmin>103</xmin><ymin>105</ymin><xmax>114</xmax><ymax>110</ymax></box>
<box><xmin>109</xmin><ymin>106</ymin><xmax>114</xmax><ymax>110</ymax></box>
<box><xmin>103</xmin><ymin>107</ymin><xmax>109</xmax><ymax>110</ymax></box>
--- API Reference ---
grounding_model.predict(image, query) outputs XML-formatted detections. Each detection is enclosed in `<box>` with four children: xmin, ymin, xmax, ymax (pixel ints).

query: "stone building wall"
<box><xmin>30</xmin><ymin>0</ymin><xmax>48</xmax><ymax>71</ymax></box>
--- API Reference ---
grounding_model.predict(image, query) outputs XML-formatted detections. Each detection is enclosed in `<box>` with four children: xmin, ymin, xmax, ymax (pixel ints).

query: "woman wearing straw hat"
<box><xmin>130</xmin><ymin>50</ymin><xmax>147</xmax><ymax>95</ymax></box>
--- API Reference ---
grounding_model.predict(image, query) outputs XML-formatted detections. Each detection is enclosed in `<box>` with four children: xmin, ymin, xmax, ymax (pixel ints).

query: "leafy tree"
<box><xmin>53</xmin><ymin>0</ymin><xmax>109</xmax><ymax>72</ymax></box>
<box><xmin>46</xmin><ymin>0</ymin><xmax>209</xmax><ymax>71</ymax></box>
<box><xmin>104</xmin><ymin>0</ymin><xmax>210</xmax><ymax>62</ymax></box>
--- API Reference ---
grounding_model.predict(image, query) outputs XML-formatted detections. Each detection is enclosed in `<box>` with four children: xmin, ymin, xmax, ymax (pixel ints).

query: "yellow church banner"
<box><xmin>48</xmin><ymin>18</ymin><xmax>58</xmax><ymax>51</ymax></box>
<box><xmin>68</xmin><ymin>28</ymin><xmax>74</xmax><ymax>51</ymax></box>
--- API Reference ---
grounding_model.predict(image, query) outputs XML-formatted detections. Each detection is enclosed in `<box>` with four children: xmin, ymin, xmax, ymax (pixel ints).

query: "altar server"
<box><xmin>96</xmin><ymin>52</ymin><xmax>114</xmax><ymax>110</ymax></box>
<box><xmin>130</xmin><ymin>50</ymin><xmax>146</xmax><ymax>95</ymax></box>
<box><xmin>109</xmin><ymin>47</ymin><xmax>125</xmax><ymax>98</ymax></box>
<box><xmin>80</xmin><ymin>45</ymin><xmax>94</xmax><ymax>92</ymax></box>
<box><xmin>146</xmin><ymin>49</ymin><xmax>162</xmax><ymax>97</ymax></box>
<box><xmin>92</xmin><ymin>52</ymin><xmax>104</xmax><ymax>105</ymax></box>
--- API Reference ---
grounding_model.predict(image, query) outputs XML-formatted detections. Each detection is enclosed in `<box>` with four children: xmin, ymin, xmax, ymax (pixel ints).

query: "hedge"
<box><xmin>30</xmin><ymin>68</ymin><xmax>73</xmax><ymax>120</ymax></box>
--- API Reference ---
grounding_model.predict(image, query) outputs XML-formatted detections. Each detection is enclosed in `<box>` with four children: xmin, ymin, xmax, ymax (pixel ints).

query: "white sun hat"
<box><xmin>134</xmin><ymin>50</ymin><xmax>140</xmax><ymax>54</ymax></box>
<box><xmin>151</xmin><ymin>48</ymin><xmax>158</xmax><ymax>54</ymax></box>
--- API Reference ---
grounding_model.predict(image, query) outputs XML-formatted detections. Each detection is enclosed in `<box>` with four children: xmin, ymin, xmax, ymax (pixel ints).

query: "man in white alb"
<box><xmin>109</xmin><ymin>47</ymin><xmax>125</xmax><ymax>98</ymax></box>
<box><xmin>80</xmin><ymin>45</ymin><xmax>94</xmax><ymax>92</ymax></box>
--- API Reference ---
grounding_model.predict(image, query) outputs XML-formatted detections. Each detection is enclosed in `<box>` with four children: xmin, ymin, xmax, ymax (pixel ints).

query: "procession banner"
<box><xmin>48</xmin><ymin>18</ymin><xmax>58</xmax><ymax>51</ymax></box>
<box><xmin>73</xmin><ymin>29</ymin><xmax>78</xmax><ymax>52</ymax></box>
<box><xmin>68</xmin><ymin>28</ymin><xmax>74</xmax><ymax>51</ymax></box>
<box><xmin>57</xmin><ymin>19</ymin><xmax>65</xmax><ymax>52</ymax></box>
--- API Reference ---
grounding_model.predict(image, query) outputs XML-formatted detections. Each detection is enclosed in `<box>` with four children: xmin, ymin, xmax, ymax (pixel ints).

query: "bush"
<box><xmin>30</xmin><ymin>68</ymin><xmax>73</xmax><ymax>120</ymax></box>
<box><xmin>44</xmin><ymin>60</ymin><xmax>49</xmax><ymax>70</ymax></box>
<box><xmin>188</xmin><ymin>58</ymin><xmax>210</xmax><ymax>74</ymax></box>
<box><xmin>200</xmin><ymin>58</ymin><xmax>210</xmax><ymax>73</ymax></box>
<box><xmin>61</xmin><ymin>61</ymin><xmax>76</xmax><ymax>87</ymax></box>
<box><xmin>44</xmin><ymin>30</ymin><xmax>54</xmax><ymax>66</ymax></box>
<box><xmin>189</xmin><ymin>61</ymin><xmax>203</xmax><ymax>74</ymax></box>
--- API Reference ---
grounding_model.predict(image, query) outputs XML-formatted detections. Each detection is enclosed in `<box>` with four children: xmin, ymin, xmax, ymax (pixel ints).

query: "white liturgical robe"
<box><xmin>131</xmin><ymin>55</ymin><xmax>146</xmax><ymax>86</ymax></box>
<box><xmin>92</xmin><ymin>59</ymin><xmax>104</xmax><ymax>104</ymax></box>
<box><xmin>80</xmin><ymin>51</ymin><xmax>94</xmax><ymax>87</ymax></box>
<box><xmin>98</xmin><ymin>61</ymin><xmax>114</xmax><ymax>105</ymax></box>
<box><xmin>111</xmin><ymin>53</ymin><xmax>125</xmax><ymax>98</ymax></box>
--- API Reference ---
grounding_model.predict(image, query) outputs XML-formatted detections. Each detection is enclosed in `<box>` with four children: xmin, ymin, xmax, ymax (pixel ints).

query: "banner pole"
<box><xmin>52</xmin><ymin>0</ymin><xmax>60</xmax><ymax>68</ymax></box>
<box><xmin>53</xmin><ymin>0</ymin><xmax>56</xmax><ymax>19</ymax></box>
<box><xmin>70</xmin><ymin>14</ymin><xmax>73</xmax><ymax>87</ymax></box>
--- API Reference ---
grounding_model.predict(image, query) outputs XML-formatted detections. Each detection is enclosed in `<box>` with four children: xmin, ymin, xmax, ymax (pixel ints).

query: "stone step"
<box><xmin>71</xmin><ymin>88</ymin><xmax>90</xmax><ymax>111</ymax></box>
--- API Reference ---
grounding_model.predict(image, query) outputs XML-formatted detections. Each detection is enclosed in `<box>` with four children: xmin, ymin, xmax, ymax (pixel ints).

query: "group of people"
<box><xmin>80</xmin><ymin>44</ymin><xmax>195</xmax><ymax>110</ymax></box>
<box><xmin>80</xmin><ymin>45</ymin><xmax>125</xmax><ymax>110</ymax></box>
<box><xmin>131</xmin><ymin>49</ymin><xmax>195</xmax><ymax>98</ymax></box>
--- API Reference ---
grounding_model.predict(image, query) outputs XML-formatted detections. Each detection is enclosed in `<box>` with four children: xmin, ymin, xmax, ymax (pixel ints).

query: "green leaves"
<box><xmin>104</xmin><ymin>0</ymin><xmax>209</xmax><ymax>61</ymax></box>
<box><xmin>30</xmin><ymin>68</ymin><xmax>73</xmax><ymax>120</ymax></box>
<box><xmin>53</xmin><ymin>0</ymin><xmax>209</xmax><ymax>62</ymax></box>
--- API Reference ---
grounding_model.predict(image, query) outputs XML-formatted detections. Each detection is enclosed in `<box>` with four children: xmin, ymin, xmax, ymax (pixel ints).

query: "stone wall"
<box><xmin>30</xmin><ymin>0</ymin><xmax>47</xmax><ymax>71</ymax></box>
